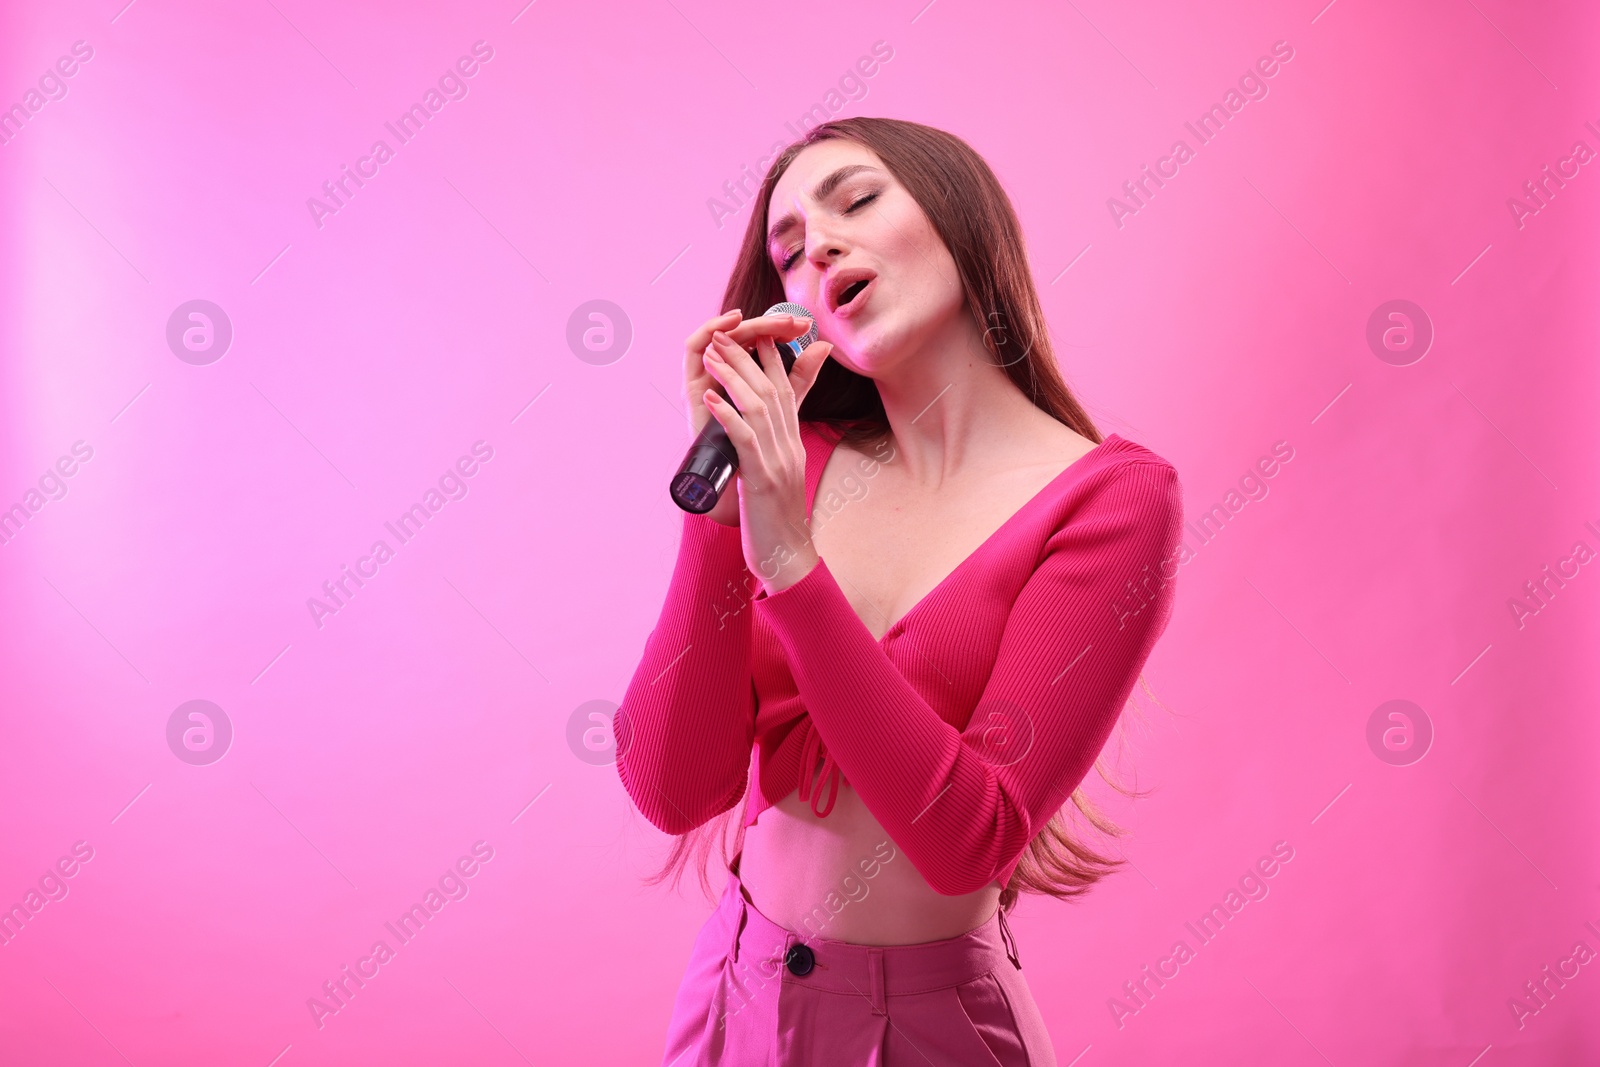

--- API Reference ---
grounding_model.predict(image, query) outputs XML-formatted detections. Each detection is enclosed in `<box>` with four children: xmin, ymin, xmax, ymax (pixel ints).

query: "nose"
<box><xmin>808</xmin><ymin>240</ymin><xmax>846</xmax><ymax>263</ymax></box>
<box><xmin>805</xmin><ymin>240</ymin><xmax>847</xmax><ymax>272</ymax></box>
<box><xmin>804</xmin><ymin>218</ymin><xmax>850</xmax><ymax>265</ymax></box>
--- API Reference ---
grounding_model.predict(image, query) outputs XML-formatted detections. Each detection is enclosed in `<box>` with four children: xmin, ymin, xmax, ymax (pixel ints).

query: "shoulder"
<box><xmin>1100</xmin><ymin>435</ymin><xmax>1181</xmax><ymax>490</ymax></box>
<box><xmin>1049</xmin><ymin>436</ymin><xmax>1182</xmax><ymax>544</ymax></box>
<box><xmin>1042</xmin><ymin>428</ymin><xmax>1181</xmax><ymax>505</ymax></box>
<box><xmin>1027</xmin><ymin>414</ymin><xmax>1178</xmax><ymax>491</ymax></box>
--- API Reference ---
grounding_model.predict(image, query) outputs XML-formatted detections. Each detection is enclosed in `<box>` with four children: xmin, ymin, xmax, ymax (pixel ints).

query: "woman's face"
<box><xmin>765</xmin><ymin>139</ymin><xmax>967</xmax><ymax>377</ymax></box>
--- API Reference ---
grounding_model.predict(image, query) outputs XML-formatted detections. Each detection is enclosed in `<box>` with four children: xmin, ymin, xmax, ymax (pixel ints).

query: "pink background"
<box><xmin>3</xmin><ymin>0</ymin><xmax>1597</xmax><ymax>1063</ymax></box>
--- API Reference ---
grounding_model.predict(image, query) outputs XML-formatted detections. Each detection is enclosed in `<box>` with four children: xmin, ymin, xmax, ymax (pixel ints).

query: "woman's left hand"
<box><xmin>700</xmin><ymin>317</ymin><xmax>834</xmax><ymax>594</ymax></box>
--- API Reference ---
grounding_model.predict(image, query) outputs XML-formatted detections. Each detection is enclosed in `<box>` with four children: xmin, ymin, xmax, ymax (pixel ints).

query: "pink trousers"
<box><xmin>659</xmin><ymin>850</ymin><xmax>1058</xmax><ymax>1066</ymax></box>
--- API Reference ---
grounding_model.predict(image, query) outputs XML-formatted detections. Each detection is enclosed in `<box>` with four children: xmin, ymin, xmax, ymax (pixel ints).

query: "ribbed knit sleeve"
<box><xmin>614</xmin><ymin>511</ymin><xmax>758</xmax><ymax>835</ymax></box>
<box><xmin>752</xmin><ymin>459</ymin><xmax>1183</xmax><ymax>895</ymax></box>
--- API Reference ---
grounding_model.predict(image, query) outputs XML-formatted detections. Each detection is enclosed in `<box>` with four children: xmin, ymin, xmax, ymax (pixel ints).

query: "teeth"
<box><xmin>840</xmin><ymin>280</ymin><xmax>867</xmax><ymax>306</ymax></box>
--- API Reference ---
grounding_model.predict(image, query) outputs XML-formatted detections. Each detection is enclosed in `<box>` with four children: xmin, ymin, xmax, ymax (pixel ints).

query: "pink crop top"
<box><xmin>615</xmin><ymin>420</ymin><xmax>1183</xmax><ymax>895</ymax></box>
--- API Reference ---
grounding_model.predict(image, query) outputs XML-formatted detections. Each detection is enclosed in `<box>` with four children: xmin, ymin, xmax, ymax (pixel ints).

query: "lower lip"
<box><xmin>833</xmin><ymin>278</ymin><xmax>875</xmax><ymax>320</ymax></box>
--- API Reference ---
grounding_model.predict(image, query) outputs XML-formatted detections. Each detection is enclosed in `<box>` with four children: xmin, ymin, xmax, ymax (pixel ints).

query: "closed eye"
<box><xmin>777</xmin><ymin>191</ymin><xmax>881</xmax><ymax>273</ymax></box>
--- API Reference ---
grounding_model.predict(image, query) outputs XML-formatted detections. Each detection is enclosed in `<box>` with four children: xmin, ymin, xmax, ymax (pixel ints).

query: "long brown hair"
<box><xmin>641</xmin><ymin>117</ymin><xmax>1156</xmax><ymax>914</ymax></box>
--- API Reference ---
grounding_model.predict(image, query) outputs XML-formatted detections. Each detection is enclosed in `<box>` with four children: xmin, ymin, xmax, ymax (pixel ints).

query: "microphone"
<box><xmin>670</xmin><ymin>302</ymin><xmax>817</xmax><ymax>514</ymax></box>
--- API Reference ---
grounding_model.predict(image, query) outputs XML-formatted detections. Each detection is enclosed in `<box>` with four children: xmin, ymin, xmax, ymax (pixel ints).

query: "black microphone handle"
<box><xmin>668</xmin><ymin>340</ymin><xmax>798</xmax><ymax>514</ymax></box>
<box><xmin>669</xmin><ymin>419</ymin><xmax>740</xmax><ymax>514</ymax></box>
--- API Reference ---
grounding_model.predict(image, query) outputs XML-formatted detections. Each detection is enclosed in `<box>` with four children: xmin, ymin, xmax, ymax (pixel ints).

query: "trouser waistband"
<box><xmin>722</xmin><ymin>849</ymin><xmax>1020</xmax><ymax>1008</ymax></box>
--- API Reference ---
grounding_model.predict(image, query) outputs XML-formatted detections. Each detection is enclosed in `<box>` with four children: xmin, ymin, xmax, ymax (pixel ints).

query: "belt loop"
<box><xmin>868</xmin><ymin>947</ymin><xmax>887</xmax><ymax>1016</ymax></box>
<box><xmin>997</xmin><ymin>906</ymin><xmax>1022</xmax><ymax>970</ymax></box>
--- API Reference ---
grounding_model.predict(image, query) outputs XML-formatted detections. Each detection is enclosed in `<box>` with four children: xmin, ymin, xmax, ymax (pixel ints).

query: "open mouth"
<box><xmin>837</xmin><ymin>279</ymin><xmax>869</xmax><ymax>308</ymax></box>
<box><xmin>828</xmin><ymin>270</ymin><xmax>877</xmax><ymax>315</ymax></box>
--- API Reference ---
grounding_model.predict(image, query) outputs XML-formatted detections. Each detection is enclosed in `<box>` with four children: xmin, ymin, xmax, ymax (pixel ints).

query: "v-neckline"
<box><xmin>805</xmin><ymin>425</ymin><xmax>1124</xmax><ymax>644</ymax></box>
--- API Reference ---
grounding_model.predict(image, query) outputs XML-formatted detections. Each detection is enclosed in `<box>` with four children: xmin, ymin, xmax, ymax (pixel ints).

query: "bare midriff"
<box><xmin>738</xmin><ymin>778</ymin><xmax>1001</xmax><ymax>947</ymax></box>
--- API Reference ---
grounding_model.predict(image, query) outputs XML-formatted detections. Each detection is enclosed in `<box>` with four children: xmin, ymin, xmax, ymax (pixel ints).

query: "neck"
<box><xmin>870</xmin><ymin>314</ymin><xmax>1036</xmax><ymax>487</ymax></box>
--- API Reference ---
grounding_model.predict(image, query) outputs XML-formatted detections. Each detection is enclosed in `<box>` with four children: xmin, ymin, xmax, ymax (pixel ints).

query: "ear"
<box><xmin>791</xmin><ymin>341</ymin><xmax>833</xmax><ymax>406</ymax></box>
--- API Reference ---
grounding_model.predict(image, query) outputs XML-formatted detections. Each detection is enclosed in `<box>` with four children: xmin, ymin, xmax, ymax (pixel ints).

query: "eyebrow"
<box><xmin>767</xmin><ymin>164</ymin><xmax>882</xmax><ymax>250</ymax></box>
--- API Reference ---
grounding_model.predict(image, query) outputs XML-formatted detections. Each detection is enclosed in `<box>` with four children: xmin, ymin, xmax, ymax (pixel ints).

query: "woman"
<box><xmin>616</xmin><ymin>117</ymin><xmax>1183</xmax><ymax>1066</ymax></box>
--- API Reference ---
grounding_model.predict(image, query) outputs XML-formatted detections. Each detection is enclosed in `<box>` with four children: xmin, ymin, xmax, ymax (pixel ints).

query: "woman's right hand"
<box><xmin>682</xmin><ymin>308</ymin><xmax>817</xmax><ymax>526</ymax></box>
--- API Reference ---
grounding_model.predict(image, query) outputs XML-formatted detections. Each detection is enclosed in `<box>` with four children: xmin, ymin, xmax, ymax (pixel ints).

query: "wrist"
<box><xmin>761</xmin><ymin>545</ymin><xmax>821</xmax><ymax>597</ymax></box>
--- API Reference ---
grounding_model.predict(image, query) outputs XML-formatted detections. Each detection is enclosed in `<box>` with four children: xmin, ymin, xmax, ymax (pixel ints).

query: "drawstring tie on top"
<box><xmin>797</xmin><ymin>719</ymin><xmax>840</xmax><ymax>818</ymax></box>
<box><xmin>996</xmin><ymin>906</ymin><xmax>1022</xmax><ymax>970</ymax></box>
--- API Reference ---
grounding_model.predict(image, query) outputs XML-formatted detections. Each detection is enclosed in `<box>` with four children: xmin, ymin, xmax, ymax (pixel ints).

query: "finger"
<box><xmin>790</xmin><ymin>341</ymin><xmax>832</xmax><ymax>407</ymax></box>
<box><xmin>711</xmin><ymin>314</ymin><xmax>813</xmax><ymax>422</ymax></box>
<box><xmin>704</xmin><ymin>389</ymin><xmax>765</xmax><ymax>470</ymax></box>
<box><xmin>711</xmin><ymin>330</ymin><xmax>783</xmax><ymax>403</ymax></box>
<box><xmin>688</xmin><ymin>308</ymin><xmax>743</xmax><ymax>349</ymax></box>
<box><xmin>751</xmin><ymin>335</ymin><xmax>802</xmax><ymax>440</ymax></box>
<box><xmin>755</xmin><ymin>335</ymin><xmax>795</xmax><ymax>404</ymax></box>
<box><xmin>683</xmin><ymin>309</ymin><xmax>744</xmax><ymax>376</ymax></box>
<box><xmin>709</xmin><ymin>332</ymin><xmax>781</xmax><ymax>424</ymax></box>
<box><xmin>722</xmin><ymin>313</ymin><xmax>812</xmax><ymax>348</ymax></box>
<box><xmin>705</xmin><ymin>342</ymin><xmax>776</xmax><ymax>432</ymax></box>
